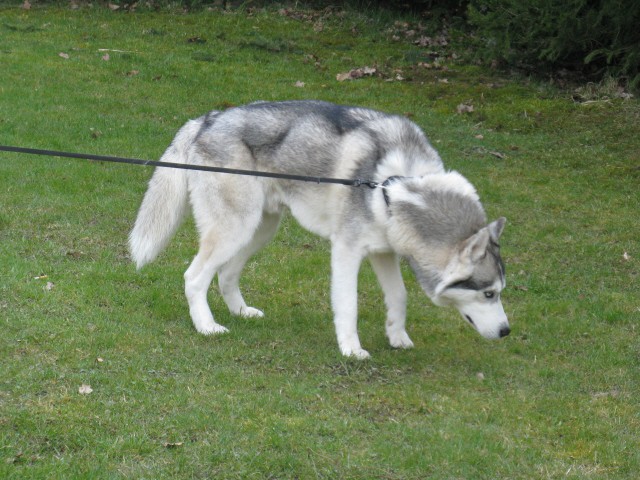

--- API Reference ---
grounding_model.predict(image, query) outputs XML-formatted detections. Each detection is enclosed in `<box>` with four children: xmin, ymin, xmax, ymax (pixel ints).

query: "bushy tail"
<box><xmin>129</xmin><ymin>117</ymin><xmax>203</xmax><ymax>269</ymax></box>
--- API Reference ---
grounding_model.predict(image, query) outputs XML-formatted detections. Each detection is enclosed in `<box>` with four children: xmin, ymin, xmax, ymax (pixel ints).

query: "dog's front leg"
<box><xmin>331</xmin><ymin>241</ymin><xmax>369</xmax><ymax>359</ymax></box>
<box><xmin>369</xmin><ymin>252</ymin><xmax>413</xmax><ymax>349</ymax></box>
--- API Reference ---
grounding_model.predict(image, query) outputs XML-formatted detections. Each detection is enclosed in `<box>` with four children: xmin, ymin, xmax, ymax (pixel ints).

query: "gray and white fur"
<box><xmin>130</xmin><ymin>101</ymin><xmax>509</xmax><ymax>359</ymax></box>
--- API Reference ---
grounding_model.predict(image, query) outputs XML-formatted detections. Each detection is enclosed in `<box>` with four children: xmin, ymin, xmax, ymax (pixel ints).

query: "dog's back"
<box><xmin>193</xmin><ymin>100</ymin><xmax>442</xmax><ymax>182</ymax></box>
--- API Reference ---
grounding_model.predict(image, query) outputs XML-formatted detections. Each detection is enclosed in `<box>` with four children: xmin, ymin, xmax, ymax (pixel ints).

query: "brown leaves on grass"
<box><xmin>335</xmin><ymin>65</ymin><xmax>407</xmax><ymax>83</ymax></box>
<box><xmin>336</xmin><ymin>66</ymin><xmax>377</xmax><ymax>82</ymax></box>
<box><xmin>163</xmin><ymin>442</ymin><xmax>184</xmax><ymax>449</ymax></box>
<box><xmin>417</xmin><ymin>61</ymin><xmax>448</xmax><ymax>71</ymax></box>
<box><xmin>456</xmin><ymin>103</ymin><xmax>474</xmax><ymax>114</ymax></box>
<box><xmin>331</xmin><ymin>19</ymin><xmax>456</xmax><ymax>85</ymax></box>
<box><xmin>278</xmin><ymin>7</ymin><xmax>342</xmax><ymax>24</ymax></box>
<box><xmin>187</xmin><ymin>36</ymin><xmax>207</xmax><ymax>44</ymax></box>
<box><xmin>389</xmin><ymin>19</ymin><xmax>463</xmax><ymax>85</ymax></box>
<box><xmin>414</xmin><ymin>34</ymin><xmax>449</xmax><ymax>48</ymax></box>
<box><xmin>470</xmin><ymin>146</ymin><xmax>507</xmax><ymax>160</ymax></box>
<box><xmin>389</xmin><ymin>21</ymin><xmax>450</xmax><ymax>49</ymax></box>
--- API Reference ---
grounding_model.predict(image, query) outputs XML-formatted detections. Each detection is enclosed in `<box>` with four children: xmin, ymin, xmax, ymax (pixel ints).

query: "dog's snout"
<box><xmin>499</xmin><ymin>325</ymin><xmax>511</xmax><ymax>338</ymax></box>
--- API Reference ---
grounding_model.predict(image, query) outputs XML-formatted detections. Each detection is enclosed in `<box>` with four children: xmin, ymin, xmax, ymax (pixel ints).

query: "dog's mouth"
<box><xmin>464</xmin><ymin>314</ymin><xmax>510</xmax><ymax>338</ymax></box>
<box><xmin>463</xmin><ymin>313</ymin><xmax>511</xmax><ymax>339</ymax></box>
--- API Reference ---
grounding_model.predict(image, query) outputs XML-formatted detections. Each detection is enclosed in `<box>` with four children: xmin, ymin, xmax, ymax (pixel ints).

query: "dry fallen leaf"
<box><xmin>163</xmin><ymin>442</ymin><xmax>184</xmax><ymax>448</ymax></box>
<box><xmin>592</xmin><ymin>388</ymin><xmax>620</xmax><ymax>399</ymax></box>
<box><xmin>22</xmin><ymin>0</ymin><xmax>31</xmax><ymax>10</ymax></box>
<box><xmin>336</xmin><ymin>66</ymin><xmax>377</xmax><ymax>82</ymax></box>
<box><xmin>294</xmin><ymin>81</ymin><xmax>305</xmax><ymax>88</ymax></box>
<box><xmin>489</xmin><ymin>150</ymin><xmax>507</xmax><ymax>159</ymax></box>
<box><xmin>456</xmin><ymin>103</ymin><xmax>474</xmax><ymax>114</ymax></box>
<box><xmin>413</xmin><ymin>34</ymin><xmax>449</xmax><ymax>48</ymax></box>
<box><xmin>59</xmin><ymin>52</ymin><xmax>70</xmax><ymax>60</ymax></box>
<box><xmin>8</xmin><ymin>452</ymin><xmax>25</xmax><ymax>465</ymax></box>
<box><xmin>79</xmin><ymin>384</ymin><xmax>93</xmax><ymax>395</ymax></box>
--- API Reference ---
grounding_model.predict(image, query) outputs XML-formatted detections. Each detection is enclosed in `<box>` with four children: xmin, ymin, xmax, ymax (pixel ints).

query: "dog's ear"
<box><xmin>459</xmin><ymin>217</ymin><xmax>505</xmax><ymax>263</ymax></box>
<box><xmin>488</xmin><ymin>217</ymin><xmax>506</xmax><ymax>243</ymax></box>
<box><xmin>460</xmin><ymin>227</ymin><xmax>490</xmax><ymax>263</ymax></box>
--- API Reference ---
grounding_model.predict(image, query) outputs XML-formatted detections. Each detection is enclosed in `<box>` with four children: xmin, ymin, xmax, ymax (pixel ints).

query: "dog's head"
<box><xmin>431</xmin><ymin>218</ymin><xmax>510</xmax><ymax>339</ymax></box>
<box><xmin>382</xmin><ymin>176</ymin><xmax>509</xmax><ymax>339</ymax></box>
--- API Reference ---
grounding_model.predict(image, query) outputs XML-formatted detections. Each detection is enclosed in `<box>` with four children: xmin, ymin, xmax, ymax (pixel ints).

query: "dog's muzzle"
<box><xmin>464</xmin><ymin>313</ymin><xmax>510</xmax><ymax>339</ymax></box>
<box><xmin>499</xmin><ymin>325</ymin><xmax>511</xmax><ymax>338</ymax></box>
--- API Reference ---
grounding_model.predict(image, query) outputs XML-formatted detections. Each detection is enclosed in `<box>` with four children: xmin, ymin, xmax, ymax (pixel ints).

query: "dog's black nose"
<box><xmin>499</xmin><ymin>326</ymin><xmax>511</xmax><ymax>338</ymax></box>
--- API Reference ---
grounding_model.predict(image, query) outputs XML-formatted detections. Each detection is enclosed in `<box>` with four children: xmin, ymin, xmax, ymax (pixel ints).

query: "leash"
<box><xmin>0</xmin><ymin>145</ymin><xmax>381</xmax><ymax>189</ymax></box>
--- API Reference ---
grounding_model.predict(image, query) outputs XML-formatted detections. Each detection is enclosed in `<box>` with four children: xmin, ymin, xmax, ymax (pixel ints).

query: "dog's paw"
<box><xmin>239</xmin><ymin>306</ymin><xmax>264</xmax><ymax>318</ymax></box>
<box><xmin>341</xmin><ymin>347</ymin><xmax>371</xmax><ymax>360</ymax></box>
<box><xmin>388</xmin><ymin>330</ymin><xmax>414</xmax><ymax>349</ymax></box>
<box><xmin>196</xmin><ymin>323</ymin><xmax>229</xmax><ymax>335</ymax></box>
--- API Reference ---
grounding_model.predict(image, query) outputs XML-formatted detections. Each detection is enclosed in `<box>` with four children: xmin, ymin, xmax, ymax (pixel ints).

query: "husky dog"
<box><xmin>130</xmin><ymin>100</ymin><xmax>509</xmax><ymax>359</ymax></box>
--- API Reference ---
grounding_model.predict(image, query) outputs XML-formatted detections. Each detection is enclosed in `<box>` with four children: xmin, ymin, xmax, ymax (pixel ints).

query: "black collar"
<box><xmin>381</xmin><ymin>176</ymin><xmax>405</xmax><ymax>207</ymax></box>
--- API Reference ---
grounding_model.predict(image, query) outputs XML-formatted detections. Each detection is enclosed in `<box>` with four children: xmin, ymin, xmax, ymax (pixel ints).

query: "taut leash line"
<box><xmin>0</xmin><ymin>145</ymin><xmax>380</xmax><ymax>189</ymax></box>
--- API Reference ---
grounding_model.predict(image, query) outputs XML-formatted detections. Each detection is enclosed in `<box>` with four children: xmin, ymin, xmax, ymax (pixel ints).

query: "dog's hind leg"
<box><xmin>184</xmin><ymin>181</ymin><xmax>264</xmax><ymax>335</ymax></box>
<box><xmin>218</xmin><ymin>211</ymin><xmax>282</xmax><ymax>318</ymax></box>
<box><xmin>369</xmin><ymin>252</ymin><xmax>414</xmax><ymax>349</ymax></box>
<box><xmin>184</xmin><ymin>234</ymin><xmax>246</xmax><ymax>335</ymax></box>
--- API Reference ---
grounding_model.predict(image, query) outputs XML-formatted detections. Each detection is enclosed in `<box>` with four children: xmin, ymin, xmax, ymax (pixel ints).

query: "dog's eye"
<box><xmin>484</xmin><ymin>291</ymin><xmax>495</xmax><ymax>299</ymax></box>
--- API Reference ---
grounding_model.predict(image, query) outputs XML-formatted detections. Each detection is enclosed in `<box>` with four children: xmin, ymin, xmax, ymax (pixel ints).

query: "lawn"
<box><xmin>0</xmin><ymin>3</ymin><xmax>638</xmax><ymax>479</ymax></box>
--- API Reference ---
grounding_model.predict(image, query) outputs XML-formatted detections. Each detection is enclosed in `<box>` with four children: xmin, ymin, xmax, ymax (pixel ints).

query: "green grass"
<box><xmin>1</xmin><ymin>4</ymin><xmax>639</xmax><ymax>479</ymax></box>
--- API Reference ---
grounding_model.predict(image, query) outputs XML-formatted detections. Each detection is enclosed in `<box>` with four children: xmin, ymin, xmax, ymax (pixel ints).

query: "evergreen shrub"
<box><xmin>468</xmin><ymin>0</ymin><xmax>640</xmax><ymax>89</ymax></box>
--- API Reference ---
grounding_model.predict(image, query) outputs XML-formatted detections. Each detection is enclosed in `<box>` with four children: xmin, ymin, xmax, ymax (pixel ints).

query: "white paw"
<box><xmin>341</xmin><ymin>347</ymin><xmax>371</xmax><ymax>360</ymax></box>
<box><xmin>388</xmin><ymin>330</ymin><xmax>414</xmax><ymax>349</ymax></box>
<box><xmin>239</xmin><ymin>306</ymin><xmax>264</xmax><ymax>318</ymax></box>
<box><xmin>196</xmin><ymin>323</ymin><xmax>229</xmax><ymax>335</ymax></box>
